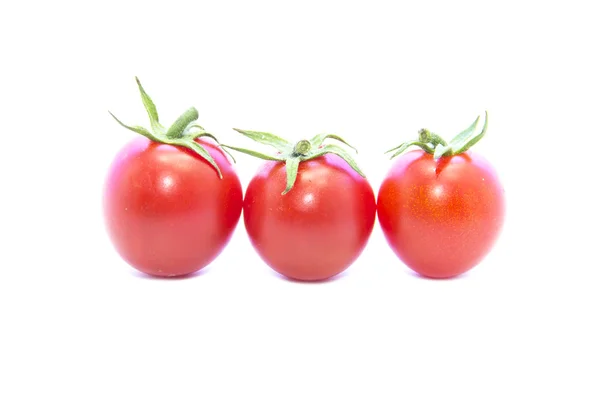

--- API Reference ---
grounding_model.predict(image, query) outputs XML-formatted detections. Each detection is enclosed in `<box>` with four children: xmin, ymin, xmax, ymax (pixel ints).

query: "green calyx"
<box><xmin>386</xmin><ymin>111</ymin><xmax>489</xmax><ymax>160</ymax></box>
<box><xmin>222</xmin><ymin>129</ymin><xmax>364</xmax><ymax>195</ymax></box>
<box><xmin>109</xmin><ymin>77</ymin><xmax>230</xmax><ymax>178</ymax></box>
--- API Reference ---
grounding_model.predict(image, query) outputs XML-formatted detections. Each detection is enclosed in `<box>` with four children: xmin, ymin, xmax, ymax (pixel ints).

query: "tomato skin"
<box><xmin>103</xmin><ymin>137</ymin><xmax>243</xmax><ymax>277</ymax></box>
<box><xmin>244</xmin><ymin>154</ymin><xmax>376</xmax><ymax>281</ymax></box>
<box><xmin>377</xmin><ymin>150</ymin><xmax>505</xmax><ymax>278</ymax></box>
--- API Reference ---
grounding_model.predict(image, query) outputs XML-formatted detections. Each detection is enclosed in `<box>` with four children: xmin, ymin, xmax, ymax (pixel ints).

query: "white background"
<box><xmin>1</xmin><ymin>0</ymin><xmax>598</xmax><ymax>398</ymax></box>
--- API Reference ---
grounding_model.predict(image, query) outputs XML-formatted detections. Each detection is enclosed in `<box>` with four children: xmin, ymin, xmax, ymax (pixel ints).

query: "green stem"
<box><xmin>166</xmin><ymin>107</ymin><xmax>199</xmax><ymax>139</ymax></box>
<box><xmin>419</xmin><ymin>129</ymin><xmax>447</xmax><ymax>148</ymax></box>
<box><xmin>418</xmin><ymin>129</ymin><xmax>430</xmax><ymax>143</ymax></box>
<box><xmin>293</xmin><ymin>140</ymin><xmax>312</xmax><ymax>156</ymax></box>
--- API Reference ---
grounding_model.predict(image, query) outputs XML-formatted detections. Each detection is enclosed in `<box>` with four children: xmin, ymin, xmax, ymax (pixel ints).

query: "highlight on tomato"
<box><xmin>103</xmin><ymin>78</ymin><xmax>243</xmax><ymax>277</ymax></box>
<box><xmin>222</xmin><ymin>130</ymin><xmax>376</xmax><ymax>281</ymax></box>
<box><xmin>377</xmin><ymin>112</ymin><xmax>505</xmax><ymax>279</ymax></box>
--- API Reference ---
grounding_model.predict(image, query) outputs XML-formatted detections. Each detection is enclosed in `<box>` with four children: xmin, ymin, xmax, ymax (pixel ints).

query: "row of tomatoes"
<box><xmin>103</xmin><ymin>79</ymin><xmax>505</xmax><ymax>281</ymax></box>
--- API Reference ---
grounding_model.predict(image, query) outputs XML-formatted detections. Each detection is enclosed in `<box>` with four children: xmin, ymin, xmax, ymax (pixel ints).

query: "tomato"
<box><xmin>224</xmin><ymin>130</ymin><xmax>376</xmax><ymax>281</ymax></box>
<box><xmin>104</xmin><ymin>78</ymin><xmax>242</xmax><ymax>277</ymax></box>
<box><xmin>378</xmin><ymin>150</ymin><xmax>504</xmax><ymax>278</ymax></box>
<box><xmin>104</xmin><ymin>137</ymin><xmax>242</xmax><ymax>277</ymax></box>
<box><xmin>377</xmin><ymin>113</ymin><xmax>505</xmax><ymax>278</ymax></box>
<box><xmin>244</xmin><ymin>154</ymin><xmax>376</xmax><ymax>281</ymax></box>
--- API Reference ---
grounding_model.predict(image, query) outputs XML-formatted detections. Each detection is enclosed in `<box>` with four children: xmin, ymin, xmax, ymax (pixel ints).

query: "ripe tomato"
<box><xmin>377</xmin><ymin>113</ymin><xmax>505</xmax><ymax>278</ymax></box>
<box><xmin>104</xmin><ymin>78</ymin><xmax>242</xmax><ymax>277</ymax></box>
<box><xmin>104</xmin><ymin>137</ymin><xmax>242</xmax><ymax>277</ymax></box>
<box><xmin>245</xmin><ymin>155</ymin><xmax>376</xmax><ymax>281</ymax></box>
<box><xmin>224</xmin><ymin>130</ymin><xmax>376</xmax><ymax>281</ymax></box>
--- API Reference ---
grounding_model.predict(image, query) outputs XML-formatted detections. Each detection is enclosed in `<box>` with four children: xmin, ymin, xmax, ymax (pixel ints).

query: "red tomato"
<box><xmin>244</xmin><ymin>154</ymin><xmax>376</xmax><ymax>281</ymax></box>
<box><xmin>104</xmin><ymin>137</ymin><xmax>243</xmax><ymax>277</ymax></box>
<box><xmin>377</xmin><ymin>150</ymin><xmax>505</xmax><ymax>278</ymax></box>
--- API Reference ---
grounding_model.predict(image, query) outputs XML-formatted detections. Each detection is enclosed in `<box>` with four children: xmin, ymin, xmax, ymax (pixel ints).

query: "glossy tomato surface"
<box><xmin>377</xmin><ymin>150</ymin><xmax>505</xmax><ymax>278</ymax></box>
<box><xmin>244</xmin><ymin>154</ymin><xmax>376</xmax><ymax>281</ymax></box>
<box><xmin>104</xmin><ymin>137</ymin><xmax>243</xmax><ymax>277</ymax></box>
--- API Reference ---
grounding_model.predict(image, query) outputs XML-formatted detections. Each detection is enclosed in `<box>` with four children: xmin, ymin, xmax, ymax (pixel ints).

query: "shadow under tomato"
<box><xmin>129</xmin><ymin>267</ymin><xmax>210</xmax><ymax>280</ymax></box>
<box><xmin>405</xmin><ymin>269</ymin><xmax>470</xmax><ymax>281</ymax></box>
<box><xmin>270</xmin><ymin>269</ymin><xmax>349</xmax><ymax>284</ymax></box>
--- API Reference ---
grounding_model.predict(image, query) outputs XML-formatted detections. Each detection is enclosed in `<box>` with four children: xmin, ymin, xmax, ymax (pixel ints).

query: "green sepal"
<box><xmin>195</xmin><ymin>133</ymin><xmax>237</xmax><ymax>163</ymax></box>
<box><xmin>178</xmin><ymin>139</ymin><xmax>223</xmax><ymax>179</ymax></box>
<box><xmin>186</xmin><ymin>122</ymin><xmax>206</xmax><ymax>132</ymax></box>
<box><xmin>189</xmin><ymin>130</ymin><xmax>219</xmax><ymax>142</ymax></box>
<box><xmin>232</xmin><ymin>128</ymin><xmax>292</xmax><ymax>153</ymax></box>
<box><xmin>433</xmin><ymin>143</ymin><xmax>452</xmax><ymax>160</ymax></box>
<box><xmin>282</xmin><ymin>157</ymin><xmax>301</xmax><ymax>195</ymax></box>
<box><xmin>385</xmin><ymin>140</ymin><xmax>433</xmax><ymax>159</ymax></box>
<box><xmin>309</xmin><ymin>144</ymin><xmax>366</xmax><ymax>177</ymax></box>
<box><xmin>310</xmin><ymin>133</ymin><xmax>358</xmax><ymax>153</ymax></box>
<box><xmin>449</xmin><ymin>115</ymin><xmax>480</xmax><ymax>150</ymax></box>
<box><xmin>450</xmin><ymin>111</ymin><xmax>488</xmax><ymax>154</ymax></box>
<box><xmin>220</xmin><ymin>145</ymin><xmax>285</xmax><ymax>161</ymax></box>
<box><xmin>110</xmin><ymin>78</ymin><xmax>225</xmax><ymax>178</ymax></box>
<box><xmin>184</xmin><ymin>124</ymin><xmax>236</xmax><ymax>163</ymax></box>
<box><xmin>135</xmin><ymin>77</ymin><xmax>164</xmax><ymax>135</ymax></box>
<box><xmin>109</xmin><ymin>111</ymin><xmax>159</xmax><ymax>141</ymax></box>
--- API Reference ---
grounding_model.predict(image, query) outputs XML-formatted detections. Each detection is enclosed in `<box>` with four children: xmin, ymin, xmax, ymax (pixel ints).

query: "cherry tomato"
<box><xmin>104</xmin><ymin>78</ymin><xmax>242</xmax><ymax>277</ymax></box>
<box><xmin>244</xmin><ymin>155</ymin><xmax>375</xmax><ymax>281</ymax></box>
<box><xmin>377</xmin><ymin>113</ymin><xmax>505</xmax><ymax>278</ymax></box>
<box><xmin>104</xmin><ymin>137</ymin><xmax>242</xmax><ymax>277</ymax></box>
<box><xmin>224</xmin><ymin>130</ymin><xmax>376</xmax><ymax>281</ymax></box>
